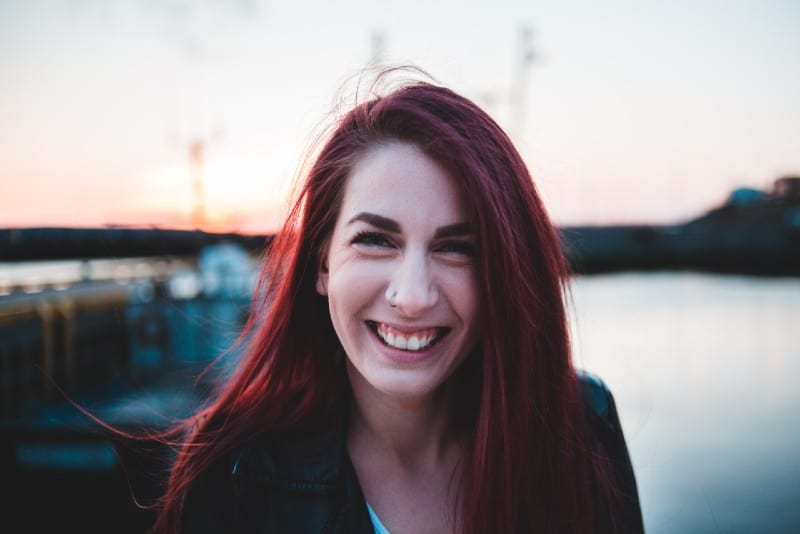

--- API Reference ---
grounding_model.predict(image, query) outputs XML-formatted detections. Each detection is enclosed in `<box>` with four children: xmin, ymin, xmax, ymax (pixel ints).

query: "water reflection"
<box><xmin>568</xmin><ymin>273</ymin><xmax>800</xmax><ymax>533</ymax></box>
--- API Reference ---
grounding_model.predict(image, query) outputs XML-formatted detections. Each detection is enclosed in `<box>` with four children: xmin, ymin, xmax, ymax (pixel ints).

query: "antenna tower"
<box><xmin>509</xmin><ymin>25</ymin><xmax>537</xmax><ymax>140</ymax></box>
<box><xmin>188</xmin><ymin>139</ymin><xmax>207</xmax><ymax>228</ymax></box>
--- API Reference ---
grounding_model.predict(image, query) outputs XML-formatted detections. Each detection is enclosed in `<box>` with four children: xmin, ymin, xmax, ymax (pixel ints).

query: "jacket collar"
<box><xmin>231</xmin><ymin>414</ymin><xmax>350</xmax><ymax>494</ymax></box>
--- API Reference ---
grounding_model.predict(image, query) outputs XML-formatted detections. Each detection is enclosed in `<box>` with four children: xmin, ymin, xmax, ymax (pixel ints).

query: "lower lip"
<box><xmin>368</xmin><ymin>325</ymin><xmax>444</xmax><ymax>364</ymax></box>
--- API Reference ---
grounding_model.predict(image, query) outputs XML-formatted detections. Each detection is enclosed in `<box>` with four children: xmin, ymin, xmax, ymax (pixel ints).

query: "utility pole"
<box><xmin>369</xmin><ymin>30</ymin><xmax>386</xmax><ymax>65</ymax></box>
<box><xmin>509</xmin><ymin>25</ymin><xmax>537</xmax><ymax>141</ymax></box>
<box><xmin>188</xmin><ymin>139</ymin><xmax>207</xmax><ymax>228</ymax></box>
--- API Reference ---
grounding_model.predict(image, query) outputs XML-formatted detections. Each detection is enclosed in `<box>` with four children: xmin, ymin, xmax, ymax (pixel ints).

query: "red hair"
<box><xmin>154</xmin><ymin>73</ymin><xmax>607</xmax><ymax>532</ymax></box>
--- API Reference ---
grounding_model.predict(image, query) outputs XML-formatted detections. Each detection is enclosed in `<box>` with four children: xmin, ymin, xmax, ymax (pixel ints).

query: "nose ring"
<box><xmin>388</xmin><ymin>289</ymin><xmax>398</xmax><ymax>308</ymax></box>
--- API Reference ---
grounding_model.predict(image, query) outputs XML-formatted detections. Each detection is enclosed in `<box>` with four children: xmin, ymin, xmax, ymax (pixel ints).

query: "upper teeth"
<box><xmin>376</xmin><ymin>324</ymin><xmax>439</xmax><ymax>351</ymax></box>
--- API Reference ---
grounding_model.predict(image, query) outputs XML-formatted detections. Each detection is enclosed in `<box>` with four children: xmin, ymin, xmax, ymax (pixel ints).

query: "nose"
<box><xmin>386</xmin><ymin>251</ymin><xmax>438</xmax><ymax>316</ymax></box>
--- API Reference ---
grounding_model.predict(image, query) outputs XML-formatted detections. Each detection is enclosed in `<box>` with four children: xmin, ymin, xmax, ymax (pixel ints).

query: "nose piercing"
<box><xmin>388</xmin><ymin>289</ymin><xmax>398</xmax><ymax>308</ymax></box>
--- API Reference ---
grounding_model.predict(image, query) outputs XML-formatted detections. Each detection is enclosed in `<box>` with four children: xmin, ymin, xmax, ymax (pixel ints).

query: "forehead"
<box><xmin>337</xmin><ymin>141</ymin><xmax>469</xmax><ymax>228</ymax></box>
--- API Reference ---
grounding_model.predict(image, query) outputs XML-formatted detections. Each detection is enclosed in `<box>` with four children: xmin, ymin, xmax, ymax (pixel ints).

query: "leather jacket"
<box><xmin>181</xmin><ymin>371</ymin><xmax>644</xmax><ymax>533</ymax></box>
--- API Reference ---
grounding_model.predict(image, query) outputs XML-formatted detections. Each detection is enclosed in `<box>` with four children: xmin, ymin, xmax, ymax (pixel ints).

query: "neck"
<box><xmin>345</xmin><ymin>364</ymin><xmax>462</xmax><ymax>468</ymax></box>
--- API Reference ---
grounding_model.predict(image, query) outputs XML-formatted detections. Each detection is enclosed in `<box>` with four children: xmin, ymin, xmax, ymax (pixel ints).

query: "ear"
<box><xmin>316</xmin><ymin>237</ymin><xmax>331</xmax><ymax>296</ymax></box>
<box><xmin>316</xmin><ymin>264</ymin><xmax>329</xmax><ymax>296</ymax></box>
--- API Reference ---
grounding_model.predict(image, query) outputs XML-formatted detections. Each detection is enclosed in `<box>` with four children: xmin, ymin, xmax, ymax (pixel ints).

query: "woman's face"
<box><xmin>316</xmin><ymin>141</ymin><xmax>480</xmax><ymax>401</ymax></box>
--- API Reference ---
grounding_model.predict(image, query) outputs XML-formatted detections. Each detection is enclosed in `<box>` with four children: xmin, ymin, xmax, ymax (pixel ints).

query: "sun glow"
<box><xmin>131</xmin><ymin>149</ymin><xmax>294</xmax><ymax>233</ymax></box>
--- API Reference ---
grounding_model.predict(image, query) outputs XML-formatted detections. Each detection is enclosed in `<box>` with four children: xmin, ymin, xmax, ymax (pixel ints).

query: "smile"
<box><xmin>366</xmin><ymin>321</ymin><xmax>449</xmax><ymax>352</ymax></box>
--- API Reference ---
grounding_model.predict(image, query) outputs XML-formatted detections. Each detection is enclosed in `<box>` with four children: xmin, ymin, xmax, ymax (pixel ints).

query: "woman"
<box><xmin>154</xmin><ymin>73</ymin><xmax>644</xmax><ymax>533</ymax></box>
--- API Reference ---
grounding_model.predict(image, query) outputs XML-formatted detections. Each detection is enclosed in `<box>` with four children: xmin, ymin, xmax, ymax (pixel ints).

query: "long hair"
<box><xmin>154</xmin><ymin>72</ymin><xmax>603</xmax><ymax>533</ymax></box>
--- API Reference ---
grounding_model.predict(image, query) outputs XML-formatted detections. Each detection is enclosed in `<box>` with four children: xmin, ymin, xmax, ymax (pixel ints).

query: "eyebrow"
<box><xmin>347</xmin><ymin>212</ymin><xmax>472</xmax><ymax>238</ymax></box>
<box><xmin>434</xmin><ymin>222</ymin><xmax>472</xmax><ymax>239</ymax></box>
<box><xmin>347</xmin><ymin>212</ymin><xmax>400</xmax><ymax>233</ymax></box>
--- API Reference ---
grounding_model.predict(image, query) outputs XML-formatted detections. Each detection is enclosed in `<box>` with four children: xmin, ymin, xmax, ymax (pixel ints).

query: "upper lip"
<box><xmin>366</xmin><ymin>320</ymin><xmax>449</xmax><ymax>334</ymax></box>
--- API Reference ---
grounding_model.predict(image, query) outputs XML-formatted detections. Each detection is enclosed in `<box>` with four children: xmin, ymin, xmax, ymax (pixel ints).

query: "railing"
<box><xmin>0</xmin><ymin>282</ymin><xmax>132</xmax><ymax>418</ymax></box>
<box><xmin>2</xmin><ymin>220</ymin><xmax>799</xmax><ymax>276</ymax></box>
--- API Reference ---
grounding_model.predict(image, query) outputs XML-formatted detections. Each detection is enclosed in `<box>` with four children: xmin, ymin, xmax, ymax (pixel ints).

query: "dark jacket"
<box><xmin>182</xmin><ymin>371</ymin><xmax>644</xmax><ymax>533</ymax></box>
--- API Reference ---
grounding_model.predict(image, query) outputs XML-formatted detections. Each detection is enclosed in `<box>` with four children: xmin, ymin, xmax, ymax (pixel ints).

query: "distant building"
<box><xmin>773</xmin><ymin>176</ymin><xmax>800</xmax><ymax>203</ymax></box>
<box><xmin>728</xmin><ymin>187</ymin><xmax>768</xmax><ymax>207</ymax></box>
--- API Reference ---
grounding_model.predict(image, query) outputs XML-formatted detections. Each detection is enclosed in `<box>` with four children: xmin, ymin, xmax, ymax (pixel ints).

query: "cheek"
<box><xmin>444</xmin><ymin>269</ymin><xmax>481</xmax><ymax>327</ymax></box>
<box><xmin>463</xmin><ymin>286</ymin><xmax>481</xmax><ymax>331</ymax></box>
<box><xmin>326</xmin><ymin>262</ymin><xmax>387</xmax><ymax>319</ymax></box>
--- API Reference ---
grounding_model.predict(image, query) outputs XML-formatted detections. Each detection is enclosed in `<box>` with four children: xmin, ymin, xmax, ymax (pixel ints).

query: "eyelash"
<box><xmin>436</xmin><ymin>241</ymin><xmax>476</xmax><ymax>257</ymax></box>
<box><xmin>350</xmin><ymin>231</ymin><xmax>475</xmax><ymax>258</ymax></box>
<box><xmin>351</xmin><ymin>231</ymin><xmax>394</xmax><ymax>248</ymax></box>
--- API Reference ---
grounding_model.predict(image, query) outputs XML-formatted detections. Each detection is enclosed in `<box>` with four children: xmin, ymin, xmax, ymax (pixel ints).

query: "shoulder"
<box><xmin>576</xmin><ymin>369</ymin><xmax>621</xmax><ymax>433</ymax></box>
<box><xmin>186</xmin><ymin>420</ymin><xmax>347</xmax><ymax>496</ymax></box>
<box><xmin>180</xmin><ymin>448</ymin><xmax>242</xmax><ymax>533</ymax></box>
<box><xmin>231</xmin><ymin>421</ymin><xmax>347</xmax><ymax>491</ymax></box>
<box><xmin>180</xmin><ymin>418</ymin><xmax>365</xmax><ymax>532</ymax></box>
<box><xmin>575</xmin><ymin>369</ymin><xmax>646</xmax><ymax>533</ymax></box>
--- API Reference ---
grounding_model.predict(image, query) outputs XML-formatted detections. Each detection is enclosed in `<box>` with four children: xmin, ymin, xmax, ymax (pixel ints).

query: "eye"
<box><xmin>435</xmin><ymin>240</ymin><xmax>476</xmax><ymax>258</ymax></box>
<box><xmin>350</xmin><ymin>231</ymin><xmax>395</xmax><ymax>249</ymax></box>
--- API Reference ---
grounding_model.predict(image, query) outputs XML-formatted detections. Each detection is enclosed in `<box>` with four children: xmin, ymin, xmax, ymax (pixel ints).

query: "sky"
<box><xmin>1</xmin><ymin>0</ymin><xmax>799</xmax><ymax>234</ymax></box>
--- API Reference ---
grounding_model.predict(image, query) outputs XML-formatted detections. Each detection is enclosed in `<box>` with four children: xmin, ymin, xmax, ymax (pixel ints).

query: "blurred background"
<box><xmin>1</xmin><ymin>1</ymin><xmax>799</xmax><ymax>532</ymax></box>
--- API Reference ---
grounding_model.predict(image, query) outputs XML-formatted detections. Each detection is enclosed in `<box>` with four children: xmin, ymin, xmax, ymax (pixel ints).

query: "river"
<box><xmin>567</xmin><ymin>272</ymin><xmax>800</xmax><ymax>533</ymax></box>
<box><xmin>3</xmin><ymin>262</ymin><xmax>798</xmax><ymax>532</ymax></box>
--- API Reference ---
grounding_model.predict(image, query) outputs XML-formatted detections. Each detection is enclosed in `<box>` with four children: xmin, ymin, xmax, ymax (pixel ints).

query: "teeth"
<box><xmin>375</xmin><ymin>323</ymin><xmax>440</xmax><ymax>351</ymax></box>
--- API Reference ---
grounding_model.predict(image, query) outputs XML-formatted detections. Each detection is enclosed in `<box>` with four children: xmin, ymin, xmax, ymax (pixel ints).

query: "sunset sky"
<box><xmin>1</xmin><ymin>0</ymin><xmax>799</xmax><ymax>233</ymax></box>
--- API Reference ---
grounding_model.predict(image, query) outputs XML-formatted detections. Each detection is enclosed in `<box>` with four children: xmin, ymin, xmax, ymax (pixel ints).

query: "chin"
<box><xmin>363</xmin><ymin>368</ymin><xmax>456</xmax><ymax>400</ymax></box>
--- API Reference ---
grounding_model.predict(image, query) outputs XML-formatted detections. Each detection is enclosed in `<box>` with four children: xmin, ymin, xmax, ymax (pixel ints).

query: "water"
<box><xmin>0</xmin><ymin>257</ymin><xmax>195</xmax><ymax>295</ymax></box>
<box><xmin>567</xmin><ymin>273</ymin><xmax>800</xmax><ymax>533</ymax></box>
<box><xmin>4</xmin><ymin>262</ymin><xmax>798</xmax><ymax>531</ymax></box>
